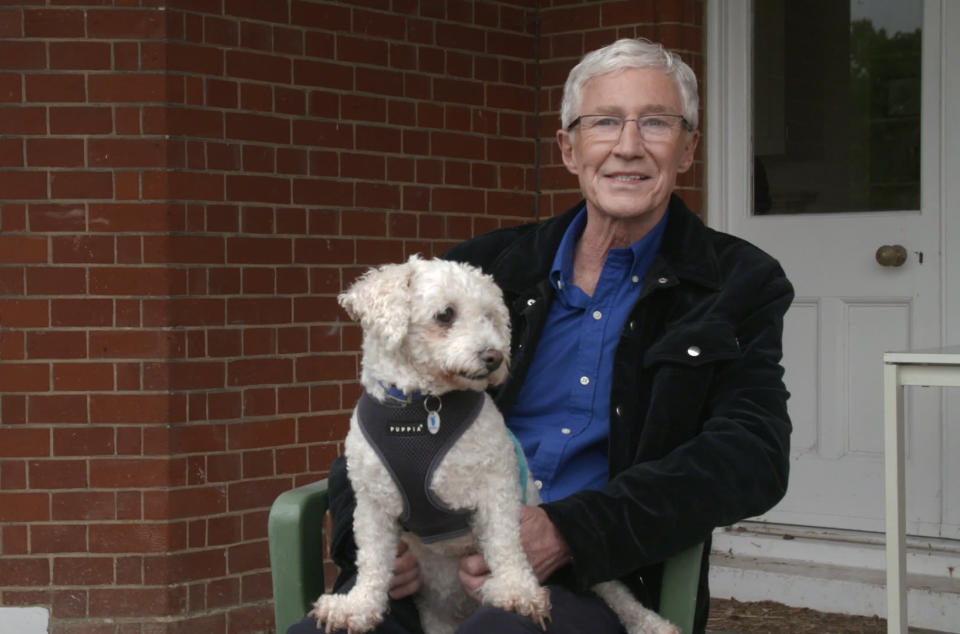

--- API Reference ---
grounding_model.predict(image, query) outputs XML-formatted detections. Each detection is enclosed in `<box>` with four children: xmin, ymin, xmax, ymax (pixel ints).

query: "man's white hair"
<box><xmin>559</xmin><ymin>38</ymin><xmax>699</xmax><ymax>131</ymax></box>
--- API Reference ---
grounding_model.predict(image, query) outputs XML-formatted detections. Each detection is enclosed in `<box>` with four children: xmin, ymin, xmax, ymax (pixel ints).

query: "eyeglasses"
<box><xmin>566</xmin><ymin>114</ymin><xmax>692</xmax><ymax>143</ymax></box>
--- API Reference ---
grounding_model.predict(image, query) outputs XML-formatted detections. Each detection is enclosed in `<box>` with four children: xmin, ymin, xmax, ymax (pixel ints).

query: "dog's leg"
<box><xmin>309</xmin><ymin>494</ymin><xmax>400</xmax><ymax>633</ymax></box>
<box><xmin>470</xmin><ymin>488</ymin><xmax>551</xmax><ymax>628</ymax></box>
<box><xmin>592</xmin><ymin>581</ymin><xmax>679</xmax><ymax>634</ymax></box>
<box><xmin>430</xmin><ymin>404</ymin><xmax>550</xmax><ymax>628</ymax></box>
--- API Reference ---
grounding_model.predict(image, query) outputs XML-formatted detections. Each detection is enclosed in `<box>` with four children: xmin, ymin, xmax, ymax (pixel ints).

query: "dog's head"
<box><xmin>339</xmin><ymin>255</ymin><xmax>511</xmax><ymax>397</ymax></box>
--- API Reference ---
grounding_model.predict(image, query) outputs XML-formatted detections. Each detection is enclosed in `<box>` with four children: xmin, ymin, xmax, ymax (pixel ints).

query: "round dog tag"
<box><xmin>427</xmin><ymin>410</ymin><xmax>441</xmax><ymax>434</ymax></box>
<box><xmin>423</xmin><ymin>395</ymin><xmax>442</xmax><ymax>435</ymax></box>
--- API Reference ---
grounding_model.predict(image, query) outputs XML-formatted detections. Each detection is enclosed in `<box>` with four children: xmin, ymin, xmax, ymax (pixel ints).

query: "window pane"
<box><xmin>753</xmin><ymin>0</ymin><xmax>922</xmax><ymax>214</ymax></box>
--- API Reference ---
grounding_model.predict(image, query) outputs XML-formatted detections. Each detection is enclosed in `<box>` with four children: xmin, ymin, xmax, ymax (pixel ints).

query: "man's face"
<box><xmin>557</xmin><ymin>67</ymin><xmax>700</xmax><ymax>230</ymax></box>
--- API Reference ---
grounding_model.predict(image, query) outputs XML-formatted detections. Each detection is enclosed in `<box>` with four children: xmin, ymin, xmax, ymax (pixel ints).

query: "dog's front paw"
<box><xmin>479</xmin><ymin>575</ymin><xmax>552</xmax><ymax>630</ymax></box>
<box><xmin>308</xmin><ymin>594</ymin><xmax>384</xmax><ymax>634</ymax></box>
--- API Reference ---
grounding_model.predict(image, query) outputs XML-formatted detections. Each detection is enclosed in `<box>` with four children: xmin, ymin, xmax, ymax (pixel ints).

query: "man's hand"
<box><xmin>519</xmin><ymin>505</ymin><xmax>573</xmax><ymax>580</ymax></box>
<box><xmin>457</xmin><ymin>550</ymin><xmax>489</xmax><ymax>600</ymax></box>
<box><xmin>458</xmin><ymin>505</ymin><xmax>572</xmax><ymax>599</ymax></box>
<box><xmin>389</xmin><ymin>539</ymin><xmax>421</xmax><ymax>599</ymax></box>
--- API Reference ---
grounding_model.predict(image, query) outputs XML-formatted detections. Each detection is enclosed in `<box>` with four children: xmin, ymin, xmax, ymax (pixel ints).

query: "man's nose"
<box><xmin>613</xmin><ymin>120</ymin><xmax>647</xmax><ymax>154</ymax></box>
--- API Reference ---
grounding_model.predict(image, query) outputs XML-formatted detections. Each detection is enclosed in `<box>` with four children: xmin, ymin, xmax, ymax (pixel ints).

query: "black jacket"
<box><xmin>329</xmin><ymin>195</ymin><xmax>793</xmax><ymax>632</ymax></box>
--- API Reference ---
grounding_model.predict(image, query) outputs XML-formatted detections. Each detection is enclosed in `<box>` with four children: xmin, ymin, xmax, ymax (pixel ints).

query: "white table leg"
<box><xmin>883</xmin><ymin>362</ymin><xmax>907</xmax><ymax>634</ymax></box>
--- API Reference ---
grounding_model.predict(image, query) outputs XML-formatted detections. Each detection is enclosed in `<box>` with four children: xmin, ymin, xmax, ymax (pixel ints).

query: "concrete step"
<box><xmin>708</xmin><ymin>523</ymin><xmax>960</xmax><ymax>633</ymax></box>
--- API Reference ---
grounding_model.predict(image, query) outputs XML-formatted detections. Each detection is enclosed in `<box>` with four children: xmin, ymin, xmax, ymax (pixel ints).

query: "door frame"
<box><xmin>705</xmin><ymin>0</ymin><xmax>751</xmax><ymax>236</ymax></box>
<box><xmin>704</xmin><ymin>0</ymin><xmax>959</xmax><ymax>536</ymax></box>
<box><xmin>940</xmin><ymin>0</ymin><xmax>960</xmax><ymax>534</ymax></box>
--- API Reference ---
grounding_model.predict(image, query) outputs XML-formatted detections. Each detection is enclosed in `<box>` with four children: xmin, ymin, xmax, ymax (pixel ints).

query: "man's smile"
<box><xmin>606</xmin><ymin>172</ymin><xmax>652</xmax><ymax>183</ymax></box>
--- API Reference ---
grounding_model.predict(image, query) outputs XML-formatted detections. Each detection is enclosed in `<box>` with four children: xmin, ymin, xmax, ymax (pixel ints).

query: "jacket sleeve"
<box><xmin>540</xmin><ymin>259</ymin><xmax>794</xmax><ymax>590</ymax></box>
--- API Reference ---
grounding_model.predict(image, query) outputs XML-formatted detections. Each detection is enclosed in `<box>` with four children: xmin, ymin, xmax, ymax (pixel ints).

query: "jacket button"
<box><xmin>658</xmin><ymin>277</ymin><xmax>669</xmax><ymax>284</ymax></box>
<box><xmin>687</xmin><ymin>346</ymin><xmax>701</xmax><ymax>357</ymax></box>
<box><xmin>628</xmin><ymin>321</ymin><xmax>637</xmax><ymax>330</ymax></box>
<box><xmin>614</xmin><ymin>405</ymin><xmax>623</xmax><ymax>417</ymax></box>
<box><xmin>535</xmin><ymin>480</ymin><xmax>543</xmax><ymax>490</ymax></box>
<box><xmin>527</xmin><ymin>298</ymin><xmax>536</xmax><ymax>306</ymax></box>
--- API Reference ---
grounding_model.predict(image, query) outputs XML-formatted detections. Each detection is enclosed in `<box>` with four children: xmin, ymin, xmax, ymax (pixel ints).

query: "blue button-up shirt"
<box><xmin>507</xmin><ymin>206</ymin><xmax>666</xmax><ymax>502</ymax></box>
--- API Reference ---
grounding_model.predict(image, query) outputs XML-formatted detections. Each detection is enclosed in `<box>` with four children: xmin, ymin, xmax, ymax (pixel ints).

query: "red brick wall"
<box><xmin>0</xmin><ymin>1</ymin><xmax>703</xmax><ymax>632</ymax></box>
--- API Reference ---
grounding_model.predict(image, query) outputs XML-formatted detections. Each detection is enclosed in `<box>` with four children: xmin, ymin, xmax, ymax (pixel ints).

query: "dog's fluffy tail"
<box><xmin>591</xmin><ymin>581</ymin><xmax>678</xmax><ymax>634</ymax></box>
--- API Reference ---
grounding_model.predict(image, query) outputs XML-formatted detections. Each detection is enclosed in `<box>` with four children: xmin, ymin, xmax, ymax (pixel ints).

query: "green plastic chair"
<box><xmin>268</xmin><ymin>479</ymin><xmax>703</xmax><ymax>634</ymax></box>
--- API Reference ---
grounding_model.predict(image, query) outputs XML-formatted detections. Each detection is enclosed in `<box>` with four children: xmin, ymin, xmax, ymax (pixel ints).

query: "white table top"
<box><xmin>884</xmin><ymin>345</ymin><xmax>960</xmax><ymax>365</ymax></box>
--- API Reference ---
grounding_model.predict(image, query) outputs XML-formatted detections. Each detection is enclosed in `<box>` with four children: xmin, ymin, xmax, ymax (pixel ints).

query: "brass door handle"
<box><xmin>876</xmin><ymin>244</ymin><xmax>907</xmax><ymax>267</ymax></box>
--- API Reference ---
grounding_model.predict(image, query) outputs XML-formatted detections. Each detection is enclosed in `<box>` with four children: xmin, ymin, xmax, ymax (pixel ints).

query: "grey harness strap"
<box><xmin>356</xmin><ymin>389</ymin><xmax>485</xmax><ymax>543</ymax></box>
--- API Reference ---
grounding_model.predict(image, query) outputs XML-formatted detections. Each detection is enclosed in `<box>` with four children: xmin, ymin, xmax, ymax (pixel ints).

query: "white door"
<box><xmin>707</xmin><ymin>0</ymin><xmax>957</xmax><ymax>538</ymax></box>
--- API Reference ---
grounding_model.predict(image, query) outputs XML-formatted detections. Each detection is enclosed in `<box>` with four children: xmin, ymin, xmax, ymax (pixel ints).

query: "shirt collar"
<box><xmin>549</xmin><ymin>204</ymin><xmax>669</xmax><ymax>294</ymax></box>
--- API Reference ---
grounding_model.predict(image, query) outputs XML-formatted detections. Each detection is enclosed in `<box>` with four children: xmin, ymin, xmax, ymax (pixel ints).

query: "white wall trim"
<box><xmin>0</xmin><ymin>607</ymin><xmax>49</xmax><ymax>634</ymax></box>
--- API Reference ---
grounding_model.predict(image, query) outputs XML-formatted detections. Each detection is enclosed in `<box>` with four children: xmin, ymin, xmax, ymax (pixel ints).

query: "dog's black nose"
<box><xmin>480</xmin><ymin>349</ymin><xmax>503</xmax><ymax>373</ymax></box>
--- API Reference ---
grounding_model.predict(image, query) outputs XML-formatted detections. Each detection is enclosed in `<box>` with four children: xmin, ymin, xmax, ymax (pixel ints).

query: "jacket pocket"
<box><xmin>629</xmin><ymin>323</ymin><xmax>743</xmax><ymax>461</ymax></box>
<box><xmin>642</xmin><ymin>321</ymin><xmax>742</xmax><ymax>368</ymax></box>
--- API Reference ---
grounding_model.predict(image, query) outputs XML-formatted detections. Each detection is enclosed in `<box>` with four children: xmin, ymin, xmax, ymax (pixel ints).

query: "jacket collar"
<box><xmin>488</xmin><ymin>204</ymin><xmax>579</xmax><ymax>295</ymax></box>
<box><xmin>656</xmin><ymin>195</ymin><xmax>721</xmax><ymax>291</ymax></box>
<box><xmin>490</xmin><ymin>194</ymin><xmax>721</xmax><ymax>294</ymax></box>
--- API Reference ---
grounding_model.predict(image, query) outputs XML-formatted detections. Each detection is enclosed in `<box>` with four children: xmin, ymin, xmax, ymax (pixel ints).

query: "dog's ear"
<box><xmin>338</xmin><ymin>260</ymin><xmax>413</xmax><ymax>351</ymax></box>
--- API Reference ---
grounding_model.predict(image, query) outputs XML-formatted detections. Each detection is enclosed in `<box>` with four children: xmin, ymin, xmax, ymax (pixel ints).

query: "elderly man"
<box><xmin>292</xmin><ymin>38</ymin><xmax>793</xmax><ymax>634</ymax></box>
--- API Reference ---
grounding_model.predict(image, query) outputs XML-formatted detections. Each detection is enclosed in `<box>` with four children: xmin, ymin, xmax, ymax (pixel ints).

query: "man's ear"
<box><xmin>677</xmin><ymin>129</ymin><xmax>700</xmax><ymax>173</ymax></box>
<box><xmin>557</xmin><ymin>128</ymin><xmax>580</xmax><ymax>176</ymax></box>
<box><xmin>338</xmin><ymin>259</ymin><xmax>414</xmax><ymax>351</ymax></box>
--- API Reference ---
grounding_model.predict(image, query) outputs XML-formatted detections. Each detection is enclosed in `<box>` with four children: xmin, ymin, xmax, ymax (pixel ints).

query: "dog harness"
<box><xmin>356</xmin><ymin>389</ymin><xmax>485</xmax><ymax>543</ymax></box>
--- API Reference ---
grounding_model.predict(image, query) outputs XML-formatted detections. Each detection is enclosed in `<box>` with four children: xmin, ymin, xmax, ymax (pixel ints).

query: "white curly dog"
<box><xmin>310</xmin><ymin>255</ymin><xmax>677</xmax><ymax>634</ymax></box>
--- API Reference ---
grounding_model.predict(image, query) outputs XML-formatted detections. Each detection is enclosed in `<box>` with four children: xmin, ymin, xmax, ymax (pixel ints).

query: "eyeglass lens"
<box><xmin>579</xmin><ymin>115</ymin><xmax>683</xmax><ymax>142</ymax></box>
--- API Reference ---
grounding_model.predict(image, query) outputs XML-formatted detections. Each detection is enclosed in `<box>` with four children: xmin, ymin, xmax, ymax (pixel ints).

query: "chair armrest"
<box><xmin>269</xmin><ymin>479</ymin><xmax>329</xmax><ymax>634</ymax></box>
<box><xmin>658</xmin><ymin>541</ymin><xmax>704</xmax><ymax>634</ymax></box>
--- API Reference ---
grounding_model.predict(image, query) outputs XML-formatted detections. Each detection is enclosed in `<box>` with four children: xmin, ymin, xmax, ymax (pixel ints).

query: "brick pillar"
<box><xmin>0</xmin><ymin>4</ymin><xmax>215</xmax><ymax>631</ymax></box>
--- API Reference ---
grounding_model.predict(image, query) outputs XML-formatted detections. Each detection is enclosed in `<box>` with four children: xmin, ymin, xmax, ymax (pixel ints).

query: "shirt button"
<box><xmin>557</xmin><ymin>279</ymin><xmax>564</xmax><ymax>290</ymax></box>
<box><xmin>592</xmin><ymin>310</ymin><xmax>602</xmax><ymax>320</ymax></box>
<box><xmin>535</xmin><ymin>480</ymin><xmax>543</xmax><ymax>490</ymax></box>
<box><xmin>632</xmin><ymin>275</ymin><xmax>640</xmax><ymax>283</ymax></box>
<box><xmin>579</xmin><ymin>376</ymin><xmax>590</xmax><ymax>386</ymax></box>
<box><xmin>561</xmin><ymin>427</ymin><xmax>571</xmax><ymax>435</ymax></box>
<box><xmin>687</xmin><ymin>345</ymin><xmax>702</xmax><ymax>357</ymax></box>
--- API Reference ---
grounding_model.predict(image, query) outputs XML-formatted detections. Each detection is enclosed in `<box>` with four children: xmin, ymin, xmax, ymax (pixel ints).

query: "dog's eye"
<box><xmin>434</xmin><ymin>307</ymin><xmax>456</xmax><ymax>325</ymax></box>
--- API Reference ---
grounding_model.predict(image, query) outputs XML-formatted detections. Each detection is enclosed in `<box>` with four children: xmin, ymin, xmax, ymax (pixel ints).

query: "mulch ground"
<box><xmin>708</xmin><ymin>598</ymin><xmax>888</xmax><ymax>633</ymax></box>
